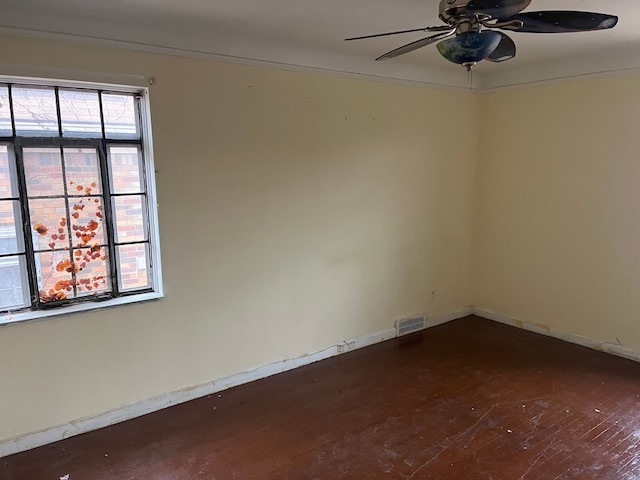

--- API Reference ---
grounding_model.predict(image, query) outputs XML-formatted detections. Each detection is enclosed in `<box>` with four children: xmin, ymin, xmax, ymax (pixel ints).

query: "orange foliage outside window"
<box><xmin>34</xmin><ymin>223</ymin><xmax>48</xmax><ymax>235</ymax></box>
<box><xmin>34</xmin><ymin>183</ymin><xmax>109</xmax><ymax>303</ymax></box>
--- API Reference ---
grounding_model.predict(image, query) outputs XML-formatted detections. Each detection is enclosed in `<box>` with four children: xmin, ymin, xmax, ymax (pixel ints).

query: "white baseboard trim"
<box><xmin>473</xmin><ymin>307</ymin><xmax>640</xmax><ymax>363</ymax></box>
<box><xmin>0</xmin><ymin>308</ymin><xmax>472</xmax><ymax>458</ymax></box>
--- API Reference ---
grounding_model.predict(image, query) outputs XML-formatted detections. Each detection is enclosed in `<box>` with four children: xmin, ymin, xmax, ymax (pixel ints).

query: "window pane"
<box><xmin>102</xmin><ymin>93</ymin><xmax>139</xmax><ymax>139</ymax></box>
<box><xmin>12</xmin><ymin>86</ymin><xmax>59</xmax><ymax>136</ymax></box>
<box><xmin>69</xmin><ymin>196</ymin><xmax>105</xmax><ymax>248</ymax></box>
<box><xmin>0</xmin><ymin>145</ymin><xmax>18</xmax><ymax>198</ymax></box>
<box><xmin>64</xmin><ymin>147</ymin><xmax>102</xmax><ymax>195</ymax></box>
<box><xmin>0</xmin><ymin>200</ymin><xmax>24</xmax><ymax>255</ymax></box>
<box><xmin>0</xmin><ymin>255</ymin><xmax>29</xmax><ymax>310</ymax></box>
<box><xmin>24</xmin><ymin>147</ymin><xmax>65</xmax><ymax>197</ymax></box>
<box><xmin>35</xmin><ymin>250</ymin><xmax>77</xmax><ymax>303</ymax></box>
<box><xmin>74</xmin><ymin>248</ymin><xmax>110</xmax><ymax>297</ymax></box>
<box><xmin>0</xmin><ymin>86</ymin><xmax>11</xmax><ymax>136</ymax></box>
<box><xmin>28</xmin><ymin>198</ymin><xmax>69</xmax><ymax>251</ymax></box>
<box><xmin>108</xmin><ymin>146</ymin><xmax>144</xmax><ymax>194</ymax></box>
<box><xmin>113</xmin><ymin>195</ymin><xmax>147</xmax><ymax>243</ymax></box>
<box><xmin>116</xmin><ymin>243</ymin><xmax>150</xmax><ymax>291</ymax></box>
<box><xmin>60</xmin><ymin>90</ymin><xmax>102</xmax><ymax>137</ymax></box>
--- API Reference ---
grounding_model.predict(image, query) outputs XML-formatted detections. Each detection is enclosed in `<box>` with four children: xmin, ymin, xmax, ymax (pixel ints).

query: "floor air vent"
<box><xmin>395</xmin><ymin>315</ymin><xmax>426</xmax><ymax>337</ymax></box>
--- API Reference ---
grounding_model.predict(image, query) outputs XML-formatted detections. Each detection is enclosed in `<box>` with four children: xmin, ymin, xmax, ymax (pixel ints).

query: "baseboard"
<box><xmin>0</xmin><ymin>308</ymin><xmax>471</xmax><ymax>458</ymax></box>
<box><xmin>473</xmin><ymin>307</ymin><xmax>640</xmax><ymax>363</ymax></box>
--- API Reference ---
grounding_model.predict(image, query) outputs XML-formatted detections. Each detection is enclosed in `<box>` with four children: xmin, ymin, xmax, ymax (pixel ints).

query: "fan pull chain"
<box><xmin>463</xmin><ymin>61</ymin><xmax>475</xmax><ymax>93</ymax></box>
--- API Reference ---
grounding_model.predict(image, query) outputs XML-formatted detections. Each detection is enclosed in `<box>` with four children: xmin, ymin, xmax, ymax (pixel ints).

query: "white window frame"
<box><xmin>0</xmin><ymin>75</ymin><xmax>163</xmax><ymax>326</ymax></box>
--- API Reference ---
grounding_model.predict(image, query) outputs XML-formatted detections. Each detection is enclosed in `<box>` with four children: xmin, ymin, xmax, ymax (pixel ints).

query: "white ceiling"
<box><xmin>2</xmin><ymin>0</ymin><xmax>639</xmax><ymax>90</ymax></box>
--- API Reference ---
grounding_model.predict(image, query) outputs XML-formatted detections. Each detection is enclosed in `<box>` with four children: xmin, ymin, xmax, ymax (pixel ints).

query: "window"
<box><xmin>0</xmin><ymin>78</ymin><xmax>162</xmax><ymax>324</ymax></box>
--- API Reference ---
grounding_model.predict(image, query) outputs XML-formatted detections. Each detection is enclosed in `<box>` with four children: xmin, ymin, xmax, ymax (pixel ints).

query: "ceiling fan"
<box><xmin>345</xmin><ymin>0</ymin><xmax>618</xmax><ymax>71</ymax></box>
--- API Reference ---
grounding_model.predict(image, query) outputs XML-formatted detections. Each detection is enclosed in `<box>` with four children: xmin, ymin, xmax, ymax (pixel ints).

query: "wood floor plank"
<box><xmin>2</xmin><ymin>315</ymin><xmax>640</xmax><ymax>479</ymax></box>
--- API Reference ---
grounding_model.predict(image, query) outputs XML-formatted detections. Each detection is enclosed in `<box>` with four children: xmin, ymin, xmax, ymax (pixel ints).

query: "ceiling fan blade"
<box><xmin>486</xmin><ymin>32</ymin><xmax>516</xmax><ymax>62</ymax></box>
<box><xmin>376</xmin><ymin>30</ymin><xmax>455</xmax><ymax>60</ymax></box>
<box><xmin>497</xmin><ymin>11</ymin><xmax>618</xmax><ymax>33</ymax></box>
<box><xmin>436</xmin><ymin>31</ymin><xmax>503</xmax><ymax>65</ymax></box>
<box><xmin>466</xmin><ymin>0</ymin><xmax>531</xmax><ymax>19</ymax></box>
<box><xmin>345</xmin><ymin>25</ymin><xmax>454</xmax><ymax>41</ymax></box>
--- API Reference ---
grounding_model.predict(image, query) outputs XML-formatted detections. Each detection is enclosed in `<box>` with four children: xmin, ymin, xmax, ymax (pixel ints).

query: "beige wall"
<box><xmin>474</xmin><ymin>75</ymin><xmax>640</xmax><ymax>353</ymax></box>
<box><xmin>0</xmin><ymin>35</ymin><xmax>477</xmax><ymax>442</ymax></box>
<box><xmin>7</xmin><ymin>33</ymin><xmax>638</xmax><ymax>448</ymax></box>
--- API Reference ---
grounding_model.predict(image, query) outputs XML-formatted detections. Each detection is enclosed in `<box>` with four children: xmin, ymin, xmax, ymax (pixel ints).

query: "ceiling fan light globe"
<box><xmin>436</xmin><ymin>31</ymin><xmax>502</xmax><ymax>65</ymax></box>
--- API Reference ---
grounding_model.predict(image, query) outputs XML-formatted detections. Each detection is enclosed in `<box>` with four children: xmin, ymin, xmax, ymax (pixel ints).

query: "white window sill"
<box><xmin>0</xmin><ymin>291</ymin><xmax>164</xmax><ymax>326</ymax></box>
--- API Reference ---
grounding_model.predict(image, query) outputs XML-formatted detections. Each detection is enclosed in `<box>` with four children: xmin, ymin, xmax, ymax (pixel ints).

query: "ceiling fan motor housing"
<box><xmin>439</xmin><ymin>0</ymin><xmax>474</xmax><ymax>23</ymax></box>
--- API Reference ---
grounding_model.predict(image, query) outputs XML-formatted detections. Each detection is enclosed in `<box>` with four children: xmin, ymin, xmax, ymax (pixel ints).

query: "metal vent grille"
<box><xmin>395</xmin><ymin>315</ymin><xmax>426</xmax><ymax>337</ymax></box>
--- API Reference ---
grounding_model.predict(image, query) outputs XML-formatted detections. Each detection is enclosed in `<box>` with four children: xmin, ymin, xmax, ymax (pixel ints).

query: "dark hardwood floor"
<box><xmin>2</xmin><ymin>315</ymin><xmax>640</xmax><ymax>479</ymax></box>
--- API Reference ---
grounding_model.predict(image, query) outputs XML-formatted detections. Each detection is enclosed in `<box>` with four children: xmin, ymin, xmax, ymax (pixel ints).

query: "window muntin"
<box><xmin>0</xmin><ymin>79</ymin><xmax>161</xmax><ymax>321</ymax></box>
